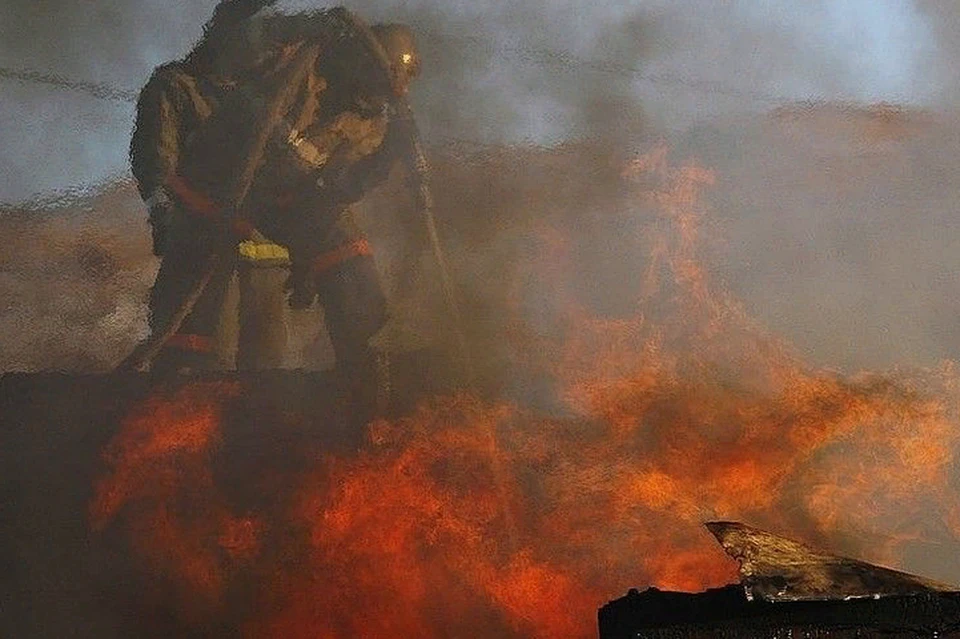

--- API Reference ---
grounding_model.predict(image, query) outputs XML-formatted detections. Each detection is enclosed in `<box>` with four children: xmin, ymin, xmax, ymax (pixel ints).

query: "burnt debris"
<box><xmin>599</xmin><ymin>522</ymin><xmax>960</xmax><ymax>638</ymax></box>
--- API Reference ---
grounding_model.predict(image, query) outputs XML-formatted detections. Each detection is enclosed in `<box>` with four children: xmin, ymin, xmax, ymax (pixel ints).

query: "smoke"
<box><xmin>730</xmin><ymin>0</ymin><xmax>939</xmax><ymax>101</ymax></box>
<box><xmin>2</xmin><ymin>0</ymin><xmax>960</xmax><ymax>428</ymax></box>
<box><xmin>76</xmin><ymin>149</ymin><xmax>960</xmax><ymax>636</ymax></box>
<box><xmin>0</xmin><ymin>0</ymin><xmax>953</xmax><ymax>203</ymax></box>
<box><xmin>0</xmin><ymin>0</ymin><xmax>213</xmax><ymax>205</ymax></box>
<box><xmin>0</xmin><ymin>0</ymin><xmax>958</xmax><ymax>376</ymax></box>
<box><xmin>6</xmin><ymin>4</ymin><xmax>960</xmax><ymax>628</ymax></box>
<box><xmin>915</xmin><ymin>0</ymin><xmax>960</xmax><ymax>103</ymax></box>
<box><xmin>669</xmin><ymin>100</ymin><xmax>960</xmax><ymax>371</ymax></box>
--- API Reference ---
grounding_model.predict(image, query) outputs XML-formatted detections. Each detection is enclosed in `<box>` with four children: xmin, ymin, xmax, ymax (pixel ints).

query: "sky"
<box><xmin>0</xmin><ymin>0</ymin><xmax>953</xmax><ymax>204</ymax></box>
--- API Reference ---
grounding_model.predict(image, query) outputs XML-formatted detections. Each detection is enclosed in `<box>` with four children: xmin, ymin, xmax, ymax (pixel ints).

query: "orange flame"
<box><xmin>90</xmin><ymin>145</ymin><xmax>960</xmax><ymax>636</ymax></box>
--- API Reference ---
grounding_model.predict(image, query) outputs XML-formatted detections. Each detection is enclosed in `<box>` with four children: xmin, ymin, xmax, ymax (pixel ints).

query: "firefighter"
<box><xmin>132</xmin><ymin>3</ymin><xmax>424</xmax><ymax>383</ymax></box>
<box><xmin>246</xmin><ymin>16</ymin><xmax>424</xmax><ymax>377</ymax></box>
<box><xmin>130</xmin><ymin>0</ymin><xmax>290</xmax><ymax>373</ymax></box>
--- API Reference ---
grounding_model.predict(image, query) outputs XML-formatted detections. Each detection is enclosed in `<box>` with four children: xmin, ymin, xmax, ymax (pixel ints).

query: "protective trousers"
<box><xmin>259</xmin><ymin>201</ymin><xmax>389</xmax><ymax>370</ymax></box>
<box><xmin>148</xmin><ymin>212</ymin><xmax>289</xmax><ymax>372</ymax></box>
<box><xmin>148</xmin><ymin>207</ymin><xmax>387</xmax><ymax>373</ymax></box>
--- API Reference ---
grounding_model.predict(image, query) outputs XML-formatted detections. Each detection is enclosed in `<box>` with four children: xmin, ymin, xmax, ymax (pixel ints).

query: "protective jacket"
<box><xmin>130</xmin><ymin>61</ymin><xmax>291</xmax><ymax>267</ymax></box>
<box><xmin>172</xmin><ymin>9</ymin><xmax>407</xmax><ymax>260</ymax></box>
<box><xmin>167</xmin><ymin>7</ymin><xmax>416</xmax><ymax>366</ymax></box>
<box><xmin>130</xmin><ymin>59</ymin><xmax>290</xmax><ymax>371</ymax></box>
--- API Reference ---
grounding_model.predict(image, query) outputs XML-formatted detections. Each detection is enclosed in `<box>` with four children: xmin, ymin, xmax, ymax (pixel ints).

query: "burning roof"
<box><xmin>7</xmin><ymin>141</ymin><xmax>960</xmax><ymax>637</ymax></box>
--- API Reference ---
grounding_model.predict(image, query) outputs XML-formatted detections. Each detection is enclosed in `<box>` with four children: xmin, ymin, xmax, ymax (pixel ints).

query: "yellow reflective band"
<box><xmin>237</xmin><ymin>240</ymin><xmax>290</xmax><ymax>263</ymax></box>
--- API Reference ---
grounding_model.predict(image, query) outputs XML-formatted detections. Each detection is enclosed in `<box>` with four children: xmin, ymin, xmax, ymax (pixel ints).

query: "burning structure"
<box><xmin>3</xmin><ymin>3</ymin><xmax>960</xmax><ymax>639</ymax></box>
<box><xmin>8</xmin><ymin>132</ymin><xmax>960</xmax><ymax>637</ymax></box>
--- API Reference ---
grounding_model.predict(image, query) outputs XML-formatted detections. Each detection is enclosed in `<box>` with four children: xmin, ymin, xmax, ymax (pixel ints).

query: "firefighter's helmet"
<box><xmin>371</xmin><ymin>23</ymin><xmax>421</xmax><ymax>93</ymax></box>
<box><xmin>206</xmin><ymin>0</ymin><xmax>277</xmax><ymax>35</ymax></box>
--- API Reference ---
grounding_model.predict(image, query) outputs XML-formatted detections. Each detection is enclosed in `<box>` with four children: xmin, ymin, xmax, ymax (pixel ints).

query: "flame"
<box><xmin>90</xmin><ymin>144</ymin><xmax>960</xmax><ymax>636</ymax></box>
<box><xmin>89</xmin><ymin>381</ymin><xmax>266</xmax><ymax>619</ymax></box>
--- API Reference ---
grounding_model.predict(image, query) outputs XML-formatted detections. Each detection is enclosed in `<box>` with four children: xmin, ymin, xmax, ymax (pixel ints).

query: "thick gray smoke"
<box><xmin>915</xmin><ymin>0</ymin><xmax>960</xmax><ymax>102</ymax></box>
<box><xmin>0</xmin><ymin>0</ymin><xmax>952</xmax><ymax>203</ymax></box>
<box><xmin>2</xmin><ymin>0</ymin><xmax>960</xmax><ymax>374</ymax></box>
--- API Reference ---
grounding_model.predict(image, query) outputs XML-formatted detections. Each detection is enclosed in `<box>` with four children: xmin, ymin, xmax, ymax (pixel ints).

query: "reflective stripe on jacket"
<box><xmin>238</xmin><ymin>239</ymin><xmax>291</xmax><ymax>266</ymax></box>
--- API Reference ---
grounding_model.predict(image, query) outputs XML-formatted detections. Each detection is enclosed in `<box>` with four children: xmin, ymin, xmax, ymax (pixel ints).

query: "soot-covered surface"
<box><xmin>599</xmin><ymin>585</ymin><xmax>960</xmax><ymax>638</ymax></box>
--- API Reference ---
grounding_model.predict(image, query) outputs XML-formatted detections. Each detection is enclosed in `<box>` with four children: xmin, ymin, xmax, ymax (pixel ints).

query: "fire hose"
<box><xmin>335</xmin><ymin>10</ymin><xmax>475</xmax><ymax>385</ymax></box>
<box><xmin>334</xmin><ymin>11</ymin><xmax>525</xmax><ymax>547</ymax></box>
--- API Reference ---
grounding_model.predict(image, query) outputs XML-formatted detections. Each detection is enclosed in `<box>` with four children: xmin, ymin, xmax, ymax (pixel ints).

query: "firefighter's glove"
<box><xmin>285</xmin><ymin>263</ymin><xmax>318</xmax><ymax>310</ymax></box>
